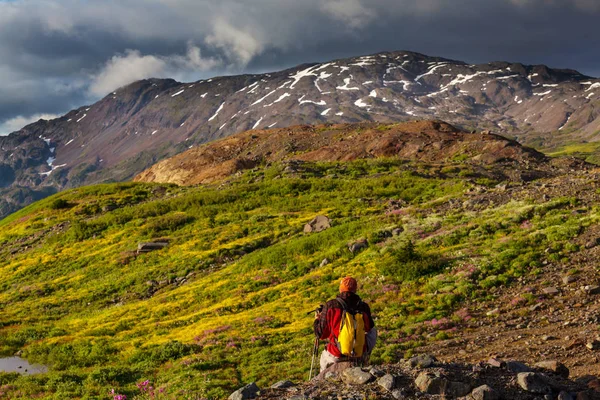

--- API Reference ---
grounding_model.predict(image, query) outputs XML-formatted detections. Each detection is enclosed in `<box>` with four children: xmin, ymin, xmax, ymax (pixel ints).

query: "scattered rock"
<box><xmin>470</xmin><ymin>384</ymin><xmax>499</xmax><ymax>400</ymax></box>
<box><xmin>506</xmin><ymin>361</ymin><xmax>532</xmax><ymax>373</ymax></box>
<box><xmin>320</xmin><ymin>258</ymin><xmax>329</xmax><ymax>267</ymax></box>
<box><xmin>535</xmin><ymin>360</ymin><xmax>570</xmax><ymax>379</ymax></box>
<box><xmin>543</xmin><ymin>287</ymin><xmax>559</xmax><ymax>295</ymax></box>
<box><xmin>303</xmin><ymin>215</ymin><xmax>331</xmax><ymax>233</ymax></box>
<box><xmin>137</xmin><ymin>240</ymin><xmax>169</xmax><ymax>254</ymax></box>
<box><xmin>563</xmin><ymin>276</ymin><xmax>577</xmax><ymax>284</ymax></box>
<box><xmin>348</xmin><ymin>238</ymin><xmax>368</xmax><ymax>253</ymax></box>
<box><xmin>229</xmin><ymin>382</ymin><xmax>260</xmax><ymax>400</ymax></box>
<box><xmin>486</xmin><ymin>308</ymin><xmax>499</xmax><ymax>316</ymax></box>
<box><xmin>447</xmin><ymin>381</ymin><xmax>472</xmax><ymax>397</ymax></box>
<box><xmin>342</xmin><ymin>368</ymin><xmax>374</xmax><ymax>385</ymax></box>
<box><xmin>558</xmin><ymin>391</ymin><xmax>575</xmax><ymax>400</ymax></box>
<box><xmin>583</xmin><ymin>285</ymin><xmax>600</xmax><ymax>295</ymax></box>
<box><xmin>366</xmin><ymin>366</ymin><xmax>385</xmax><ymax>377</ymax></box>
<box><xmin>586</xmin><ymin>340</ymin><xmax>600</xmax><ymax>350</ymax></box>
<box><xmin>585</xmin><ymin>238</ymin><xmax>600</xmax><ymax>249</ymax></box>
<box><xmin>415</xmin><ymin>372</ymin><xmax>447</xmax><ymax>395</ymax></box>
<box><xmin>408</xmin><ymin>354</ymin><xmax>436</xmax><ymax>368</ymax></box>
<box><xmin>391</xmin><ymin>388</ymin><xmax>409</xmax><ymax>399</ymax></box>
<box><xmin>270</xmin><ymin>380</ymin><xmax>295</xmax><ymax>389</ymax></box>
<box><xmin>487</xmin><ymin>358</ymin><xmax>504</xmax><ymax>368</ymax></box>
<box><xmin>377</xmin><ymin>374</ymin><xmax>398</xmax><ymax>391</ymax></box>
<box><xmin>392</xmin><ymin>227</ymin><xmax>404</xmax><ymax>236</ymax></box>
<box><xmin>517</xmin><ymin>372</ymin><xmax>552</xmax><ymax>394</ymax></box>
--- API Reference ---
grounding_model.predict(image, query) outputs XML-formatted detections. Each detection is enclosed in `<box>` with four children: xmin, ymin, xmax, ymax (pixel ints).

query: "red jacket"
<box><xmin>313</xmin><ymin>292</ymin><xmax>374</xmax><ymax>358</ymax></box>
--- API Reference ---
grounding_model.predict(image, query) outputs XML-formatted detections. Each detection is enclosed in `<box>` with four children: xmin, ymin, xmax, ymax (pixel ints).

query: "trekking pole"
<box><xmin>308</xmin><ymin>337</ymin><xmax>319</xmax><ymax>380</ymax></box>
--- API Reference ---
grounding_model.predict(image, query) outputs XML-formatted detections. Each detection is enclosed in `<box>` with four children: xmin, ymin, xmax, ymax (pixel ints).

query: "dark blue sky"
<box><xmin>1</xmin><ymin>0</ymin><xmax>599</xmax><ymax>134</ymax></box>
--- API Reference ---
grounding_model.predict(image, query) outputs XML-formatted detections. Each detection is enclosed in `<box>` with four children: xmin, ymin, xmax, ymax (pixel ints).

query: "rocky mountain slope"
<box><xmin>1</xmin><ymin>50</ymin><xmax>599</xmax><ymax>218</ymax></box>
<box><xmin>2</xmin><ymin>122</ymin><xmax>600</xmax><ymax>398</ymax></box>
<box><xmin>134</xmin><ymin>120</ymin><xmax>553</xmax><ymax>186</ymax></box>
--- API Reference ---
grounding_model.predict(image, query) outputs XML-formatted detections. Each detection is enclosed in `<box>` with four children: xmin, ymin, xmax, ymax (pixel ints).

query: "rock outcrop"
<box><xmin>245</xmin><ymin>356</ymin><xmax>600</xmax><ymax>399</ymax></box>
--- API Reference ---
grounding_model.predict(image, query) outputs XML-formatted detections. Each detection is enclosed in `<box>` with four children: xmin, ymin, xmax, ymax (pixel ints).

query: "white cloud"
<box><xmin>205</xmin><ymin>19</ymin><xmax>264</xmax><ymax>66</ymax></box>
<box><xmin>0</xmin><ymin>114</ymin><xmax>62</xmax><ymax>136</ymax></box>
<box><xmin>320</xmin><ymin>0</ymin><xmax>375</xmax><ymax>28</ymax></box>
<box><xmin>89</xmin><ymin>44</ymin><xmax>221</xmax><ymax>96</ymax></box>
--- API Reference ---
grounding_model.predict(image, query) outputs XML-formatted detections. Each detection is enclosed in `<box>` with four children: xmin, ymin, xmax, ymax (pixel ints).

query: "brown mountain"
<box><xmin>1</xmin><ymin>50</ymin><xmax>599</xmax><ymax>217</ymax></box>
<box><xmin>135</xmin><ymin>120</ymin><xmax>584</xmax><ymax>186</ymax></box>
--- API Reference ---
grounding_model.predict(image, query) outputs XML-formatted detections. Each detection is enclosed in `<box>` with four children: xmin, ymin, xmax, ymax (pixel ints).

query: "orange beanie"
<box><xmin>339</xmin><ymin>277</ymin><xmax>358</xmax><ymax>293</ymax></box>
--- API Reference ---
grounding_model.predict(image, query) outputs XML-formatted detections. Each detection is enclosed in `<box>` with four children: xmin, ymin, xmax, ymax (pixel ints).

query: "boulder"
<box><xmin>378</xmin><ymin>374</ymin><xmax>398</xmax><ymax>391</ymax></box>
<box><xmin>583</xmin><ymin>285</ymin><xmax>600</xmax><ymax>295</ymax></box>
<box><xmin>543</xmin><ymin>287</ymin><xmax>559</xmax><ymax>295</ymax></box>
<box><xmin>558</xmin><ymin>391</ymin><xmax>575</xmax><ymax>400</ymax></box>
<box><xmin>446</xmin><ymin>381</ymin><xmax>472</xmax><ymax>397</ymax></box>
<box><xmin>517</xmin><ymin>372</ymin><xmax>552</xmax><ymax>394</ymax></box>
<box><xmin>392</xmin><ymin>227</ymin><xmax>404</xmax><ymax>236</ymax></box>
<box><xmin>137</xmin><ymin>241</ymin><xmax>169</xmax><ymax>254</ymax></box>
<box><xmin>415</xmin><ymin>372</ymin><xmax>447</xmax><ymax>395</ymax></box>
<box><xmin>348</xmin><ymin>238</ymin><xmax>368</xmax><ymax>253</ymax></box>
<box><xmin>342</xmin><ymin>367</ymin><xmax>374</xmax><ymax>385</ymax></box>
<box><xmin>391</xmin><ymin>388</ymin><xmax>408</xmax><ymax>399</ymax></box>
<box><xmin>470</xmin><ymin>385</ymin><xmax>499</xmax><ymax>400</ymax></box>
<box><xmin>487</xmin><ymin>358</ymin><xmax>504</xmax><ymax>368</ymax></box>
<box><xmin>270</xmin><ymin>380</ymin><xmax>295</xmax><ymax>389</ymax></box>
<box><xmin>303</xmin><ymin>215</ymin><xmax>331</xmax><ymax>233</ymax></box>
<box><xmin>229</xmin><ymin>382</ymin><xmax>260</xmax><ymax>400</ymax></box>
<box><xmin>535</xmin><ymin>360</ymin><xmax>570</xmax><ymax>379</ymax></box>
<box><xmin>408</xmin><ymin>354</ymin><xmax>436</xmax><ymax>368</ymax></box>
<box><xmin>506</xmin><ymin>361</ymin><xmax>532</xmax><ymax>373</ymax></box>
<box><xmin>315</xmin><ymin>361</ymin><xmax>353</xmax><ymax>381</ymax></box>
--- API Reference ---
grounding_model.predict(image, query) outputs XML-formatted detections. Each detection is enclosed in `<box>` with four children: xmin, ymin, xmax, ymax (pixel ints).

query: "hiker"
<box><xmin>314</xmin><ymin>276</ymin><xmax>377</xmax><ymax>372</ymax></box>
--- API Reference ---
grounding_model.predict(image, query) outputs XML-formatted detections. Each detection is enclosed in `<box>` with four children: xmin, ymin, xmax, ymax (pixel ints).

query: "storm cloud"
<box><xmin>0</xmin><ymin>0</ymin><xmax>599</xmax><ymax>134</ymax></box>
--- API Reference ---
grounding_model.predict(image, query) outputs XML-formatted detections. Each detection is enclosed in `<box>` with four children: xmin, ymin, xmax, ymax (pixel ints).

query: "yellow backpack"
<box><xmin>335</xmin><ymin>299</ymin><xmax>366</xmax><ymax>357</ymax></box>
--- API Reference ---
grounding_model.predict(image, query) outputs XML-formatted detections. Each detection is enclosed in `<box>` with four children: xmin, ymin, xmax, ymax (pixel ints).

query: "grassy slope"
<box><xmin>0</xmin><ymin>159</ymin><xmax>591</xmax><ymax>399</ymax></box>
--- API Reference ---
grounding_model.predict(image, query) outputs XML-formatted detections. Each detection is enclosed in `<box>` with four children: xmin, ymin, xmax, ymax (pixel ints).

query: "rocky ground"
<box><xmin>229</xmin><ymin>355</ymin><xmax>600</xmax><ymax>399</ymax></box>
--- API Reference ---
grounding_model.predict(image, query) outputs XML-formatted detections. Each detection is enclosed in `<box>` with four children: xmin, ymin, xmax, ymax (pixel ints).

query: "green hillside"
<box><xmin>0</xmin><ymin>158</ymin><xmax>593</xmax><ymax>399</ymax></box>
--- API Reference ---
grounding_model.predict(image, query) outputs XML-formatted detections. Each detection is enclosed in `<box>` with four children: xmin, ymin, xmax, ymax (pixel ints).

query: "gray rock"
<box><xmin>367</xmin><ymin>366</ymin><xmax>385</xmax><ymax>377</ymax></box>
<box><xmin>342</xmin><ymin>368</ymin><xmax>374</xmax><ymax>385</ymax></box>
<box><xmin>470</xmin><ymin>385</ymin><xmax>499</xmax><ymax>400</ymax></box>
<box><xmin>320</xmin><ymin>258</ymin><xmax>329</xmax><ymax>267</ymax></box>
<box><xmin>324</xmin><ymin>371</ymin><xmax>338</xmax><ymax>380</ymax></box>
<box><xmin>447</xmin><ymin>381</ymin><xmax>472</xmax><ymax>397</ymax></box>
<box><xmin>229</xmin><ymin>382</ymin><xmax>260</xmax><ymax>400</ymax></box>
<box><xmin>270</xmin><ymin>380</ymin><xmax>295</xmax><ymax>389</ymax></box>
<box><xmin>137</xmin><ymin>241</ymin><xmax>169</xmax><ymax>253</ymax></box>
<box><xmin>304</xmin><ymin>215</ymin><xmax>332</xmax><ymax>233</ymax></box>
<box><xmin>378</xmin><ymin>374</ymin><xmax>398</xmax><ymax>391</ymax></box>
<box><xmin>506</xmin><ymin>361</ymin><xmax>532</xmax><ymax>373</ymax></box>
<box><xmin>543</xmin><ymin>287</ymin><xmax>559</xmax><ymax>295</ymax></box>
<box><xmin>563</xmin><ymin>276</ymin><xmax>577</xmax><ymax>284</ymax></box>
<box><xmin>517</xmin><ymin>372</ymin><xmax>551</xmax><ymax>394</ymax></box>
<box><xmin>583</xmin><ymin>285</ymin><xmax>600</xmax><ymax>295</ymax></box>
<box><xmin>391</xmin><ymin>388</ymin><xmax>409</xmax><ymax>399</ymax></box>
<box><xmin>288</xmin><ymin>396</ymin><xmax>306</xmax><ymax>400</ymax></box>
<box><xmin>348</xmin><ymin>239</ymin><xmax>368</xmax><ymax>253</ymax></box>
<box><xmin>534</xmin><ymin>360</ymin><xmax>570</xmax><ymax>378</ymax></box>
<box><xmin>415</xmin><ymin>372</ymin><xmax>447</xmax><ymax>395</ymax></box>
<box><xmin>558</xmin><ymin>391</ymin><xmax>575</xmax><ymax>400</ymax></box>
<box><xmin>408</xmin><ymin>354</ymin><xmax>436</xmax><ymax>368</ymax></box>
<box><xmin>392</xmin><ymin>227</ymin><xmax>404</xmax><ymax>236</ymax></box>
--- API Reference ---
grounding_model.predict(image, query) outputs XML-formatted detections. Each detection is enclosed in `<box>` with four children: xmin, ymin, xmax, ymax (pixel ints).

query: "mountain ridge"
<box><xmin>1</xmin><ymin>49</ymin><xmax>600</xmax><ymax>218</ymax></box>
